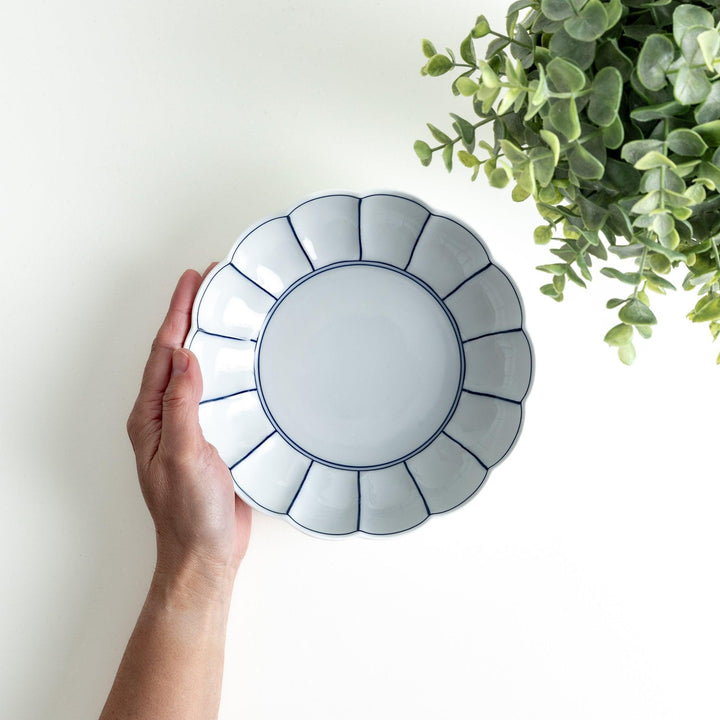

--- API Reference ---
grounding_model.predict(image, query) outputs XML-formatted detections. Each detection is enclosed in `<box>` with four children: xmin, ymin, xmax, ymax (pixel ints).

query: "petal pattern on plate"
<box><xmin>289</xmin><ymin>194</ymin><xmax>360</xmax><ymax>268</ymax></box>
<box><xmin>358</xmin><ymin>465</ymin><xmax>429</xmax><ymax>535</ymax></box>
<box><xmin>445</xmin><ymin>266</ymin><xmax>523</xmax><ymax>341</ymax></box>
<box><xmin>359</xmin><ymin>194</ymin><xmax>430</xmax><ymax>268</ymax></box>
<box><xmin>405</xmin><ymin>435</ymin><xmax>487</xmax><ymax>514</ymax></box>
<box><xmin>231</xmin><ymin>217</ymin><xmax>313</xmax><ymax>297</ymax></box>
<box><xmin>288</xmin><ymin>464</ymin><xmax>359</xmax><ymax>535</ymax></box>
<box><xmin>444</xmin><ymin>393</ymin><xmax>522</xmax><ymax>468</ymax></box>
<box><xmin>197</xmin><ymin>264</ymin><xmax>274</xmax><ymax>340</ymax></box>
<box><xmin>406</xmin><ymin>215</ymin><xmax>490</xmax><ymax>299</ymax></box>
<box><xmin>231</xmin><ymin>434</ymin><xmax>312</xmax><ymax>514</ymax></box>
<box><xmin>198</xmin><ymin>391</ymin><xmax>274</xmax><ymax>468</ymax></box>
<box><xmin>464</xmin><ymin>330</ymin><xmax>532</xmax><ymax>402</ymax></box>
<box><xmin>188</xmin><ymin>331</ymin><xmax>255</xmax><ymax>401</ymax></box>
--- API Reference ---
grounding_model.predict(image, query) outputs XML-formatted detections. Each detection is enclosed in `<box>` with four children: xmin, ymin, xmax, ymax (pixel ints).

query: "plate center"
<box><xmin>255</xmin><ymin>262</ymin><xmax>464</xmax><ymax>469</ymax></box>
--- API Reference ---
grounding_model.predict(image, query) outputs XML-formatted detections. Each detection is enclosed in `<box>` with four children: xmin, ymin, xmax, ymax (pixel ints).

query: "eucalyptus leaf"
<box><xmin>604</xmin><ymin>323</ymin><xmax>634</xmax><ymax>346</ymax></box>
<box><xmin>549</xmin><ymin>98</ymin><xmax>581</xmax><ymax>141</ymax></box>
<box><xmin>564</xmin><ymin>0</ymin><xmax>608</xmax><ymax>42</ymax></box>
<box><xmin>638</xmin><ymin>34</ymin><xmax>675</xmax><ymax>91</ymax></box>
<box><xmin>619</xmin><ymin>298</ymin><xmax>658</xmax><ymax>325</ymax></box>
<box><xmin>588</xmin><ymin>67</ymin><xmax>622</xmax><ymax>127</ymax></box>
<box><xmin>673</xmin><ymin>65</ymin><xmax>712</xmax><ymax>105</ymax></box>
<box><xmin>618</xmin><ymin>342</ymin><xmax>636</xmax><ymax>364</ymax></box>
<box><xmin>417</xmin><ymin>1</ymin><xmax>720</xmax><ymax>364</ymax></box>
<box><xmin>673</xmin><ymin>4</ymin><xmax>714</xmax><ymax>46</ymax></box>
<box><xmin>666</xmin><ymin>128</ymin><xmax>708</xmax><ymax>157</ymax></box>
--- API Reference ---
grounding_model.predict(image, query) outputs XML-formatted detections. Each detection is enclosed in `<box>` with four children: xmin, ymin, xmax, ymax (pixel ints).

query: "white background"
<box><xmin>2</xmin><ymin>1</ymin><xmax>719</xmax><ymax>718</ymax></box>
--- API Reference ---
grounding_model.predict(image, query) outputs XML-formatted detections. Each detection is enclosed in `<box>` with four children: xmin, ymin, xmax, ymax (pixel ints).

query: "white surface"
<box><xmin>1</xmin><ymin>1</ymin><xmax>719</xmax><ymax>718</ymax></box>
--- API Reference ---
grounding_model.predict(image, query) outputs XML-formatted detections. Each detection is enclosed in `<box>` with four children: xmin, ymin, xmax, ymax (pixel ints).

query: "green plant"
<box><xmin>415</xmin><ymin>0</ymin><xmax>720</xmax><ymax>364</ymax></box>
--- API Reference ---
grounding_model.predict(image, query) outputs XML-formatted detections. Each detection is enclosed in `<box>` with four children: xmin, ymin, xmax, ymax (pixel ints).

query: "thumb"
<box><xmin>160</xmin><ymin>349</ymin><xmax>204</xmax><ymax>460</ymax></box>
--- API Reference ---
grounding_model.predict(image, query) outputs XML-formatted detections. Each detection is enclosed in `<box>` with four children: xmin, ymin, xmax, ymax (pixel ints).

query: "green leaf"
<box><xmin>698</xmin><ymin>29</ymin><xmax>720</xmax><ymax>71</ymax></box>
<box><xmin>499</xmin><ymin>139</ymin><xmax>527</xmax><ymax>166</ymax></box>
<box><xmin>630</xmin><ymin>101</ymin><xmax>684</xmax><ymax>122</ymax></box>
<box><xmin>540</xmin><ymin>283</ymin><xmax>561</xmax><ymax>299</ymax></box>
<box><xmin>577</xmin><ymin>193</ymin><xmax>608</xmax><ymax>231</ymax></box>
<box><xmin>534</xmin><ymin>225</ymin><xmax>553</xmax><ymax>244</ymax></box>
<box><xmin>540</xmin><ymin>129</ymin><xmax>560</xmax><ymax>166</ymax></box>
<box><xmin>489</xmin><ymin>166</ymin><xmax>511</xmax><ymax>188</ymax></box>
<box><xmin>618</xmin><ymin>342</ymin><xmax>636</xmax><ymax>365</ymax></box>
<box><xmin>414</xmin><ymin>140</ymin><xmax>432</xmax><ymax>166</ymax></box>
<box><xmin>619</xmin><ymin>298</ymin><xmax>658</xmax><ymax>325</ymax></box>
<box><xmin>595</xmin><ymin>38</ymin><xmax>633</xmax><ymax>81</ymax></box>
<box><xmin>695</xmin><ymin>120</ymin><xmax>720</xmax><ymax>146</ymax></box>
<box><xmin>696</xmin><ymin>83</ymin><xmax>720</xmax><ymax>125</ymax></box>
<box><xmin>636</xmin><ymin>324</ymin><xmax>653</xmax><ymax>339</ymax></box>
<box><xmin>601</xmin><ymin>115</ymin><xmax>625</xmax><ymax>149</ymax></box>
<box><xmin>426</xmin><ymin>123</ymin><xmax>452</xmax><ymax>145</ymax></box>
<box><xmin>567</xmin><ymin>144</ymin><xmax>605</xmax><ymax>179</ymax></box>
<box><xmin>673</xmin><ymin>65</ymin><xmax>712</xmax><ymax>105</ymax></box>
<box><xmin>601</xmin><ymin>267</ymin><xmax>641</xmax><ymax>284</ymax></box>
<box><xmin>696</xmin><ymin>161</ymin><xmax>720</xmax><ymax>190</ymax></box>
<box><xmin>666</xmin><ymin>129</ymin><xmax>708</xmax><ymax>157</ymax></box>
<box><xmin>566</xmin><ymin>264</ymin><xmax>587</xmax><ymax>287</ymax></box>
<box><xmin>546</xmin><ymin>57</ymin><xmax>587</xmax><ymax>93</ymax></box>
<box><xmin>456</xmin><ymin>77</ymin><xmax>479</xmax><ymax>96</ymax></box>
<box><xmin>621</xmin><ymin>139</ymin><xmax>664</xmax><ymax>165</ymax></box>
<box><xmin>549</xmin><ymin>28</ymin><xmax>596</xmax><ymax>70</ymax></box>
<box><xmin>529</xmin><ymin>147</ymin><xmax>556</xmax><ymax>187</ymax></box>
<box><xmin>458</xmin><ymin>150</ymin><xmax>480</xmax><ymax>168</ymax></box>
<box><xmin>691</xmin><ymin>295</ymin><xmax>720</xmax><ymax>322</ymax></box>
<box><xmin>637</xmin><ymin>34</ymin><xmax>675</xmax><ymax>92</ymax></box>
<box><xmin>605</xmin><ymin>0</ymin><xmax>622</xmax><ymax>30</ymax></box>
<box><xmin>673</xmin><ymin>4</ymin><xmax>714</xmax><ymax>46</ymax></box>
<box><xmin>472</xmin><ymin>15</ymin><xmax>491</xmax><ymax>39</ymax></box>
<box><xmin>426</xmin><ymin>54</ymin><xmax>453</xmax><ymax>77</ymax></box>
<box><xmin>607</xmin><ymin>298</ymin><xmax>627</xmax><ymax>309</ymax></box>
<box><xmin>541</xmin><ymin>0</ymin><xmax>575</xmax><ymax>22</ymax></box>
<box><xmin>537</xmin><ymin>263</ymin><xmax>568</xmax><ymax>276</ymax></box>
<box><xmin>604</xmin><ymin>323</ymin><xmax>634</xmax><ymax>346</ymax></box>
<box><xmin>564</xmin><ymin>0</ymin><xmax>608</xmax><ymax>42</ymax></box>
<box><xmin>460</xmin><ymin>34</ymin><xmax>476</xmax><ymax>66</ymax></box>
<box><xmin>588</xmin><ymin>66</ymin><xmax>622</xmax><ymax>127</ymax></box>
<box><xmin>634</xmin><ymin>151</ymin><xmax>676</xmax><ymax>171</ymax></box>
<box><xmin>549</xmin><ymin>98</ymin><xmax>581</xmax><ymax>141</ymax></box>
<box><xmin>450</xmin><ymin>113</ymin><xmax>475</xmax><ymax>152</ymax></box>
<box><xmin>631</xmin><ymin>191</ymin><xmax>660</xmax><ymax>215</ymax></box>
<box><xmin>421</xmin><ymin>39</ymin><xmax>437</xmax><ymax>59</ymax></box>
<box><xmin>442</xmin><ymin>144</ymin><xmax>453</xmax><ymax>172</ymax></box>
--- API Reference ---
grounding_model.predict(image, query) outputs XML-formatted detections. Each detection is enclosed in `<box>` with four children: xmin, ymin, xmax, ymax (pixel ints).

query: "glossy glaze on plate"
<box><xmin>185</xmin><ymin>191</ymin><xmax>532</xmax><ymax>537</ymax></box>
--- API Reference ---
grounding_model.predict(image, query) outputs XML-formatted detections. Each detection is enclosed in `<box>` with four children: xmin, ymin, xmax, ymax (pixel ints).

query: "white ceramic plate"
<box><xmin>185</xmin><ymin>191</ymin><xmax>532</xmax><ymax>537</ymax></box>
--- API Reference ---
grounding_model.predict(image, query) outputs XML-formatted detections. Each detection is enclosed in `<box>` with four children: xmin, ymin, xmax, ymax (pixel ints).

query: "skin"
<box><xmin>100</xmin><ymin>267</ymin><xmax>251</xmax><ymax>720</ymax></box>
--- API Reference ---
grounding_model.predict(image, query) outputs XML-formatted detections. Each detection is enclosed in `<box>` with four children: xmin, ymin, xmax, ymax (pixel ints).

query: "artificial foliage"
<box><xmin>415</xmin><ymin>0</ymin><xmax>720</xmax><ymax>363</ymax></box>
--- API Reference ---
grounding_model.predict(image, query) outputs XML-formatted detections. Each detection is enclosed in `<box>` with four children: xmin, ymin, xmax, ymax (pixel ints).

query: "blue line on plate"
<box><xmin>441</xmin><ymin>431</ymin><xmax>489</xmax><ymax>471</ymax></box>
<box><xmin>403</xmin><ymin>461</ymin><xmax>432</xmax><ymax>517</ymax></box>
<box><xmin>441</xmin><ymin>262</ymin><xmax>492</xmax><ymax>301</ymax></box>
<box><xmin>229</xmin><ymin>430</ymin><xmax>277</xmax><ymax>472</ymax></box>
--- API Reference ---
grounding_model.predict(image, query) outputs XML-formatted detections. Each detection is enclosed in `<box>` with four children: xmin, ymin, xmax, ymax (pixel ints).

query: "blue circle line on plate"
<box><xmin>253</xmin><ymin>259</ymin><xmax>467</xmax><ymax>471</ymax></box>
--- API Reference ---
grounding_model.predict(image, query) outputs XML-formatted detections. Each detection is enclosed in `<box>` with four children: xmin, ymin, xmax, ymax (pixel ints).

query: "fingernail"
<box><xmin>172</xmin><ymin>349</ymin><xmax>189</xmax><ymax>376</ymax></box>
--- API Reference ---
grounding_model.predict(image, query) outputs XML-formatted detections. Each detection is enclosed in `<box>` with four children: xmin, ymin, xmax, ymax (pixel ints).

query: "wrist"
<box><xmin>153</xmin><ymin>546</ymin><xmax>237</xmax><ymax>606</ymax></box>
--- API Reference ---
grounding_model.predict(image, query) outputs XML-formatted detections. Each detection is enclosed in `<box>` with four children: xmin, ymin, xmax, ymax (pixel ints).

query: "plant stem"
<box><xmin>488</xmin><ymin>30</ymin><xmax>532</xmax><ymax>50</ymax></box>
<box><xmin>429</xmin><ymin>117</ymin><xmax>495</xmax><ymax>153</ymax></box>
<box><xmin>711</xmin><ymin>233</ymin><xmax>720</xmax><ymax>275</ymax></box>
<box><xmin>634</xmin><ymin>246</ymin><xmax>649</xmax><ymax>299</ymax></box>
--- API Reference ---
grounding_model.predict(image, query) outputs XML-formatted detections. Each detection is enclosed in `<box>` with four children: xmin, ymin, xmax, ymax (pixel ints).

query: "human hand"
<box><xmin>126</xmin><ymin>268</ymin><xmax>251</xmax><ymax>597</ymax></box>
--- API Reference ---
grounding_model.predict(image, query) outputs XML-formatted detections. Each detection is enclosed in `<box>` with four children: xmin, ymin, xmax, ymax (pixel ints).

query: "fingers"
<box><xmin>159</xmin><ymin>348</ymin><xmax>204</xmax><ymax>462</ymax></box>
<box><xmin>202</xmin><ymin>262</ymin><xmax>218</xmax><ymax>280</ymax></box>
<box><xmin>137</xmin><ymin>269</ymin><xmax>203</xmax><ymax>401</ymax></box>
<box><xmin>127</xmin><ymin>269</ymin><xmax>203</xmax><ymax>463</ymax></box>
